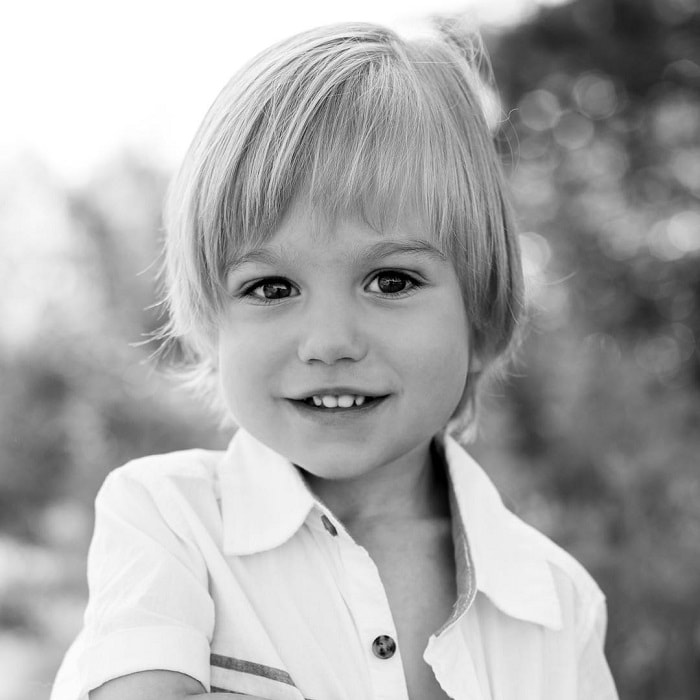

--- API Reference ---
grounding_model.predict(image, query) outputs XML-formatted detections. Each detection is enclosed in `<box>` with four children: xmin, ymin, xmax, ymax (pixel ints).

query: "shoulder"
<box><xmin>95</xmin><ymin>447</ymin><xmax>228</xmax><ymax>533</ymax></box>
<box><xmin>519</xmin><ymin>514</ymin><xmax>603</xmax><ymax>596</ymax></box>
<box><xmin>507</xmin><ymin>510</ymin><xmax>607</xmax><ymax>632</ymax></box>
<box><xmin>102</xmin><ymin>446</ymin><xmax>225</xmax><ymax>492</ymax></box>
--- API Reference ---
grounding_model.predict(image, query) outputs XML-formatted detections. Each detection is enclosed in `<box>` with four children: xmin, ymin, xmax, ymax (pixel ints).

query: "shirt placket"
<box><xmin>315</xmin><ymin>509</ymin><xmax>410</xmax><ymax>700</ymax></box>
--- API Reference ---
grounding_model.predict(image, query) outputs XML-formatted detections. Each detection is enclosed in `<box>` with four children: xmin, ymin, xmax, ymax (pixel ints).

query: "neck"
<box><xmin>301</xmin><ymin>437</ymin><xmax>450</xmax><ymax>528</ymax></box>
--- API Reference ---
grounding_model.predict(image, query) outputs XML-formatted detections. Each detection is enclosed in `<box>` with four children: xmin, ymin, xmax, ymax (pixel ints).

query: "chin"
<box><xmin>292</xmin><ymin>455</ymin><xmax>372</xmax><ymax>482</ymax></box>
<box><xmin>295</xmin><ymin>440</ymin><xmax>414</xmax><ymax>483</ymax></box>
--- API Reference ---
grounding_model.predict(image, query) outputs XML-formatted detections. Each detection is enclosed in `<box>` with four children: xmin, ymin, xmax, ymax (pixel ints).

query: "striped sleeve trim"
<box><xmin>210</xmin><ymin>653</ymin><xmax>295</xmax><ymax>685</ymax></box>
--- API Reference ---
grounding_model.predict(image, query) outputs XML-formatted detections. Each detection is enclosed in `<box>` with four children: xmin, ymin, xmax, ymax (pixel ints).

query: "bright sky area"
<box><xmin>2</xmin><ymin>0</ymin><xmax>564</xmax><ymax>185</ymax></box>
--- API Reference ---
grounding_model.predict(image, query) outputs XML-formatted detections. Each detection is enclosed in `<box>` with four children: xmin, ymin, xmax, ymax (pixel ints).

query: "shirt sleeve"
<box><xmin>51</xmin><ymin>466</ymin><xmax>215</xmax><ymax>700</ymax></box>
<box><xmin>576</xmin><ymin>596</ymin><xmax>619</xmax><ymax>700</ymax></box>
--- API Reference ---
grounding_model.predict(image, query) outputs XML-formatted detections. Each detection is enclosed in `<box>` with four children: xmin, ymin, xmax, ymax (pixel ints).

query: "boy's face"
<box><xmin>218</xmin><ymin>197</ymin><xmax>471</xmax><ymax>481</ymax></box>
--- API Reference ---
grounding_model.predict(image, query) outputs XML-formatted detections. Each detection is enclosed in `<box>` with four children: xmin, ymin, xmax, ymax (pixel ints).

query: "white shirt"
<box><xmin>51</xmin><ymin>428</ymin><xmax>619</xmax><ymax>700</ymax></box>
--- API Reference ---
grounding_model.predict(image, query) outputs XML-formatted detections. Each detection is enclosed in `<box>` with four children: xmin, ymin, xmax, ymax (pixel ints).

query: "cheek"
<box><xmin>392</xmin><ymin>303</ymin><xmax>471</xmax><ymax>392</ymax></box>
<box><xmin>218</xmin><ymin>316</ymin><xmax>298</xmax><ymax>385</ymax></box>
<box><xmin>217</xmin><ymin>329</ymin><xmax>275</xmax><ymax>412</ymax></box>
<box><xmin>426</xmin><ymin>329</ymin><xmax>470</xmax><ymax>393</ymax></box>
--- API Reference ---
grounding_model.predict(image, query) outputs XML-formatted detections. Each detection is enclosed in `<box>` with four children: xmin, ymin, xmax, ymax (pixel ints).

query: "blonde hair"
<box><xmin>161</xmin><ymin>21</ymin><xmax>523</xmax><ymax>438</ymax></box>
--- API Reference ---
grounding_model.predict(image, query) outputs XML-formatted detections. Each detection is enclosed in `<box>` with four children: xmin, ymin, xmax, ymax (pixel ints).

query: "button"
<box><xmin>321</xmin><ymin>514</ymin><xmax>338</xmax><ymax>536</ymax></box>
<box><xmin>372</xmin><ymin>635</ymin><xmax>396</xmax><ymax>659</ymax></box>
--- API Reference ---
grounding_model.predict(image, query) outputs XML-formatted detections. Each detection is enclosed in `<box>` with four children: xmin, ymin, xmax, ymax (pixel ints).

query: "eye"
<box><xmin>367</xmin><ymin>270</ymin><xmax>421</xmax><ymax>296</ymax></box>
<box><xmin>243</xmin><ymin>277</ymin><xmax>298</xmax><ymax>303</ymax></box>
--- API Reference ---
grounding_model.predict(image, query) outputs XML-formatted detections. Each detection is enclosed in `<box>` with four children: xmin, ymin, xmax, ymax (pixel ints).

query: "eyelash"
<box><xmin>240</xmin><ymin>270</ymin><xmax>423</xmax><ymax>305</ymax></box>
<box><xmin>367</xmin><ymin>270</ymin><xmax>423</xmax><ymax>297</ymax></box>
<box><xmin>240</xmin><ymin>277</ymin><xmax>296</xmax><ymax>305</ymax></box>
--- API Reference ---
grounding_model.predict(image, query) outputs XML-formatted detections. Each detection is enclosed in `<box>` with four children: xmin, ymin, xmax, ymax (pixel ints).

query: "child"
<box><xmin>51</xmin><ymin>22</ymin><xmax>619</xmax><ymax>700</ymax></box>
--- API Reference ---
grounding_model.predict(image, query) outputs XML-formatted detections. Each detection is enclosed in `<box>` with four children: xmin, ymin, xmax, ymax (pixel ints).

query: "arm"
<box><xmin>72</xmin><ymin>469</ymin><xmax>215</xmax><ymax>698</ymax></box>
<box><xmin>89</xmin><ymin>670</ymin><xmax>270</xmax><ymax>700</ymax></box>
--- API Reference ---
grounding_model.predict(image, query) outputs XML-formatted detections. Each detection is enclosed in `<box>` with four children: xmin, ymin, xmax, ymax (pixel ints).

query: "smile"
<box><xmin>306</xmin><ymin>394</ymin><xmax>372</xmax><ymax>408</ymax></box>
<box><xmin>290</xmin><ymin>394</ymin><xmax>388</xmax><ymax>412</ymax></box>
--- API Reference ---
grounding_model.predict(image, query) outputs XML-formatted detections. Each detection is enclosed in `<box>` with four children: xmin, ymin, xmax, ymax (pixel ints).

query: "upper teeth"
<box><xmin>312</xmin><ymin>394</ymin><xmax>367</xmax><ymax>408</ymax></box>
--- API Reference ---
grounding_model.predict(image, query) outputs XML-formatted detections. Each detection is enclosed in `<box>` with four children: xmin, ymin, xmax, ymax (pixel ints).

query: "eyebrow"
<box><xmin>355</xmin><ymin>240</ymin><xmax>448</xmax><ymax>264</ymax></box>
<box><xmin>226</xmin><ymin>239</ymin><xmax>447</xmax><ymax>272</ymax></box>
<box><xmin>226</xmin><ymin>248</ymin><xmax>281</xmax><ymax>272</ymax></box>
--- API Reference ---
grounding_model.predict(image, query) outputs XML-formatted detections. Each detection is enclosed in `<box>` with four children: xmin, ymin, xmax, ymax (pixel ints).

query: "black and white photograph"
<box><xmin>2</xmin><ymin>1</ymin><xmax>699</xmax><ymax>698</ymax></box>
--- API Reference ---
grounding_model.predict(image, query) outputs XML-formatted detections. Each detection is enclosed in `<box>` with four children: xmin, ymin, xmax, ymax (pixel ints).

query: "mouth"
<box><xmin>289</xmin><ymin>392</ymin><xmax>389</xmax><ymax>412</ymax></box>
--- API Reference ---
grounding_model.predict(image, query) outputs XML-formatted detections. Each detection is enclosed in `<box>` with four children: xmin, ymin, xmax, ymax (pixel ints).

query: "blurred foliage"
<box><xmin>466</xmin><ymin>0</ymin><xmax>700</xmax><ymax>696</ymax></box>
<box><xmin>0</xmin><ymin>0</ymin><xmax>699</xmax><ymax>698</ymax></box>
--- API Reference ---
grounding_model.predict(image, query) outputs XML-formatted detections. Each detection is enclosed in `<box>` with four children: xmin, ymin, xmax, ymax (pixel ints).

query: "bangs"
<box><xmin>225</xmin><ymin>62</ymin><xmax>431</xmax><ymax>254</ymax></box>
<box><xmin>294</xmin><ymin>63</ymin><xmax>431</xmax><ymax>238</ymax></box>
<box><xmin>216</xmin><ymin>50</ymin><xmax>444</xmax><ymax>257</ymax></box>
<box><xmin>193</xmin><ymin>30</ymin><xmax>497</xmax><ymax>281</ymax></box>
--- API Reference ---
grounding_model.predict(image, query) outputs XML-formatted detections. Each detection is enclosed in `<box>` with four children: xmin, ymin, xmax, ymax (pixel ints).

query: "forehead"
<box><xmin>227</xmin><ymin>194</ymin><xmax>449</xmax><ymax>270</ymax></box>
<box><xmin>282</xmin><ymin>192</ymin><xmax>431</xmax><ymax>241</ymax></box>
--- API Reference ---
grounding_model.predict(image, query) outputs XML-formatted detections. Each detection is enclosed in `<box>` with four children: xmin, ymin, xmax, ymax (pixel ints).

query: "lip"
<box><xmin>287</xmin><ymin>387</ymin><xmax>389</xmax><ymax>400</ymax></box>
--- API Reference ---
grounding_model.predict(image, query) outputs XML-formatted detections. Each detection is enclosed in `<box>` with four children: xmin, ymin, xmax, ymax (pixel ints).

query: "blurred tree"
<box><xmin>68</xmin><ymin>153</ymin><xmax>170</xmax><ymax>341</ymax></box>
<box><xmin>0</xmin><ymin>153</ymin><xmax>225</xmax><ymax>540</ymax></box>
<box><xmin>438</xmin><ymin>0</ymin><xmax>700</xmax><ymax>697</ymax></box>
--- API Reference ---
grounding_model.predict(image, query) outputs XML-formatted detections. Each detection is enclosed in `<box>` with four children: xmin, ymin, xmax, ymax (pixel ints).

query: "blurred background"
<box><xmin>1</xmin><ymin>0</ymin><xmax>699</xmax><ymax>698</ymax></box>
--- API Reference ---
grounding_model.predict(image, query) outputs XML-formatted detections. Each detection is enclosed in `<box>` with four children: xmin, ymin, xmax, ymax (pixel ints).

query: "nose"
<box><xmin>297</xmin><ymin>295</ymin><xmax>368</xmax><ymax>365</ymax></box>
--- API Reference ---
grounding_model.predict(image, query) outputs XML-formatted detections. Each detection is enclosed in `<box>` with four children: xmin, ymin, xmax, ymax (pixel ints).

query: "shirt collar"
<box><xmin>219</xmin><ymin>428</ymin><xmax>315</xmax><ymax>555</ymax></box>
<box><xmin>218</xmin><ymin>428</ymin><xmax>562</xmax><ymax>630</ymax></box>
<box><xmin>439</xmin><ymin>433</ymin><xmax>563</xmax><ymax>631</ymax></box>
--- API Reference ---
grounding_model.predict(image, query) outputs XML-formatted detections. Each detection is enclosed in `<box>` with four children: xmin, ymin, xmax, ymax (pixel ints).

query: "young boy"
<box><xmin>51</xmin><ymin>22</ymin><xmax>619</xmax><ymax>700</ymax></box>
